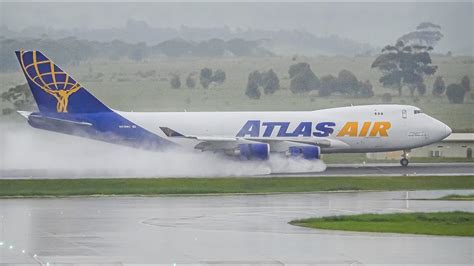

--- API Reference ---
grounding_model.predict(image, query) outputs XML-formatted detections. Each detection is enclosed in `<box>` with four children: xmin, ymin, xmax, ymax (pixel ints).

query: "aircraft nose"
<box><xmin>436</xmin><ymin>120</ymin><xmax>452</xmax><ymax>140</ymax></box>
<box><xmin>430</xmin><ymin>118</ymin><xmax>451</xmax><ymax>142</ymax></box>
<box><xmin>444</xmin><ymin>124</ymin><xmax>452</xmax><ymax>137</ymax></box>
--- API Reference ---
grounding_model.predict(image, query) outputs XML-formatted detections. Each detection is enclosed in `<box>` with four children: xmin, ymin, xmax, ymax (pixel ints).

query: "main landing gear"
<box><xmin>400</xmin><ymin>150</ymin><xmax>409</xmax><ymax>167</ymax></box>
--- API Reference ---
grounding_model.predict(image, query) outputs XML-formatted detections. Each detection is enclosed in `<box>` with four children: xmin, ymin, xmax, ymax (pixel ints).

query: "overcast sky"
<box><xmin>1</xmin><ymin>1</ymin><xmax>472</xmax><ymax>53</ymax></box>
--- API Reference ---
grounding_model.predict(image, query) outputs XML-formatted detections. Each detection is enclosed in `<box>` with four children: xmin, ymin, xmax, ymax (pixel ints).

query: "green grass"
<box><xmin>0</xmin><ymin>175</ymin><xmax>473</xmax><ymax>197</ymax></box>
<box><xmin>439</xmin><ymin>194</ymin><xmax>474</xmax><ymax>201</ymax></box>
<box><xmin>290</xmin><ymin>211</ymin><xmax>474</xmax><ymax>237</ymax></box>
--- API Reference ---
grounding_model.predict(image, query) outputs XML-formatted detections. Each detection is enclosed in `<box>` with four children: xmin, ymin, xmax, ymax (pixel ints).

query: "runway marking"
<box><xmin>328</xmin><ymin>209</ymin><xmax>359</xmax><ymax>214</ymax></box>
<box><xmin>386</xmin><ymin>208</ymin><xmax>414</xmax><ymax>212</ymax></box>
<box><xmin>32</xmin><ymin>253</ymin><xmax>44</xmax><ymax>265</ymax></box>
<box><xmin>199</xmin><ymin>260</ymin><xmax>284</xmax><ymax>265</ymax></box>
<box><xmin>34</xmin><ymin>225</ymin><xmax>103</xmax><ymax>257</ymax></box>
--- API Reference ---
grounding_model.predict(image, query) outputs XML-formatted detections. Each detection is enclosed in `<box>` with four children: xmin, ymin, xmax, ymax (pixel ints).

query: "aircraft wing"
<box><xmin>243</xmin><ymin>137</ymin><xmax>349</xmax><ymax>152</ymax></box>
<box><xmin>159</xmin><ymin>127</ymin><xmax>349</xmax><ymax>152</ymax></box>
<box><xmin>160</xmin><ymin>127</ymin><xmax>262</xmax><ymax>151</ymax></box>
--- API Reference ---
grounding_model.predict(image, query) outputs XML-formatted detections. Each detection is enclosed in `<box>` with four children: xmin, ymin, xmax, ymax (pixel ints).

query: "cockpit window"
<box><xmin>414</xmin><ymin>110</ymin><xmax>423</xmax><ymax>114</ymax></box>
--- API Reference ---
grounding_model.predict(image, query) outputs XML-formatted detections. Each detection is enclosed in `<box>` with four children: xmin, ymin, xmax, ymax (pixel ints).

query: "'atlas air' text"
<box><xmin>236</xmin><ymin>121</ymin><xmax>391</xmax><ymax>138</ymax></box>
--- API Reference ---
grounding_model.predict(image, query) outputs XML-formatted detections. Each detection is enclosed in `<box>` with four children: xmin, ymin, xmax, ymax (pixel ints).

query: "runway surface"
<box><xmin>1</xmin><ymin>162</ymin><xmax>473</xmax><ymax>179</ymax></box>
<box><xmin>274</xmin><ymin>162</ymin><xmax>474</xmax><ymax>177</ymax></box>
<box><xmin>1</xmin><ymin>190</ymin><xmax>473</xmax><ymax>265</ymax></box>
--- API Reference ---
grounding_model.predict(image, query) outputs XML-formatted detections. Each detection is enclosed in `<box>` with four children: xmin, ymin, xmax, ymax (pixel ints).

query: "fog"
<box><xmin>0</xmin><ymin>124</ymin><xmax>326</xmax><ymax>178</ymax></box>
<box><xmin>1</xmin><ymin>1</ymin><xmax>472</xmax><ymax>54</ymax></box>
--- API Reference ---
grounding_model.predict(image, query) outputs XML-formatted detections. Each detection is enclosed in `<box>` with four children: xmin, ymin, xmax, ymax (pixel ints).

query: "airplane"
<box><xmin>15</xmin><ymin>50</ymin><xmax>452</xmax><ymax>167</ymax></box>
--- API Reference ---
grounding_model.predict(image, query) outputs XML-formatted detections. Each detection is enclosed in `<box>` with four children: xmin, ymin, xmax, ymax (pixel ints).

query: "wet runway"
<box><xmin>1</xmin><ymin>190</ymin><xmax>473</xmax><ymax>265</ymax></box>
<box><xmin>1</xmin><ymin>162</ymin><xmax>473</xmax><ymax>179</ymax></box>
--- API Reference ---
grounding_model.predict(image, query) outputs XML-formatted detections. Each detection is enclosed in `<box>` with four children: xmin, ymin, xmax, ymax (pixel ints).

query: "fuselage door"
<box><xmin>402</xmin><ymin>109</ymin><xmax>407</xmax><ymax>119</ymax></box>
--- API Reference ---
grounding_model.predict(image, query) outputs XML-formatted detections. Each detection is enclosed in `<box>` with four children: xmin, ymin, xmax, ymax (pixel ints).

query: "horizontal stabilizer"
<box><xmin>17</xmin><ymin>111</ymin><xmax>32</xmax><ymax>119</ymax></box>
<box><xmin>29</xmin><ymin>113</ymin><xmax>92</xmax><ymax>127</ymax></box>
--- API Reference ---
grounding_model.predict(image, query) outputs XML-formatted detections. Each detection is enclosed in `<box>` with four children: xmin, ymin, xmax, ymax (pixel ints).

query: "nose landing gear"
<box><xmin>400</xmin><ymin>150</ymin><xmax>410</xmax><ymax>167</ymax></box>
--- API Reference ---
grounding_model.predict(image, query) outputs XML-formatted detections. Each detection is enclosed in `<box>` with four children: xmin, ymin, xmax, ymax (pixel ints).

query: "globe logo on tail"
<box><xmin>19</xmin><ymin>50</ymin><xmax>81</xmax><ymax>112</ymax></box>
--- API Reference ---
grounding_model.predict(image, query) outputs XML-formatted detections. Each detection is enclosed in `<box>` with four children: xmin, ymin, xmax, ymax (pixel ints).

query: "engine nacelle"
<box><xmin>235</xmin><ymin>143</ymin><xmax>270</xmax><ymax>160</ymax></box>
<box><xmin>287</xmin><ymin>146</ymin><xmax>321</xmax><ymax>160</ymax></box>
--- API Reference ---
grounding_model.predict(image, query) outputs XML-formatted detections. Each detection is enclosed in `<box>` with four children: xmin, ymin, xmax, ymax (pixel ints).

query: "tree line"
<box><xmin>245</xmin><ymin>63</ymin><xmax>373</xmax><ymax>99</ymax></box>
<box><xmin>244</xmin><ymin>58</ymin><xmax>470</xmax><ymax>103</ymax></box>
<box><xmin>0</xmin><ymin>37</ymin><xmax>273</xmax><ymax>72</ymax></box>
<box><xmin>169</xmin><ymin>68</ymin><xmax>227</xmax><ymax>89</ymax></box>
<box><xmin>433</xmin><ymin>75</ymin><xmax>471</xmax><ymax>103</ymax></box>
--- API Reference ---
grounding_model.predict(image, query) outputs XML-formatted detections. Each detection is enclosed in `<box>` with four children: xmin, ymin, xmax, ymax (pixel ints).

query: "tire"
<box><xmin>400</xmin><ymin>158</ymin><xmax>409</xmax><ymax>167</ymax></box>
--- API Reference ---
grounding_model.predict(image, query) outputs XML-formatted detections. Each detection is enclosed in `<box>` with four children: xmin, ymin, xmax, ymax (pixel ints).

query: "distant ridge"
<box><xmin>0</xmin><ymin>19</ymin><xmax>374</xmax><ymax>57</ymax></box>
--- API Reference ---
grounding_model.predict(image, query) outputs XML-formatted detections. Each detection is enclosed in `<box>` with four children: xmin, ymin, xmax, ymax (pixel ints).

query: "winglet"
<box><xmin>160</xmin><ymin>127</ymin><xmax>185</xmax><ymax>137</ymax></box>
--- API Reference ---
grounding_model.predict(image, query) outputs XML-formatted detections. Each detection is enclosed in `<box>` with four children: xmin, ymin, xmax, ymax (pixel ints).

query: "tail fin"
<box><xmin>15</xmin><ymin>50</ymin><xmax>111</xmax><ymax>113</ymax></box>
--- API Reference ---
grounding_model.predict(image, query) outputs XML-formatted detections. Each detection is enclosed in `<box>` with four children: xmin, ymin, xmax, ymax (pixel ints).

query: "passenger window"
<box><xmin>402</xmin><ymin>109</ymin><xmax>407</xmax><ymax>119</ymax></box>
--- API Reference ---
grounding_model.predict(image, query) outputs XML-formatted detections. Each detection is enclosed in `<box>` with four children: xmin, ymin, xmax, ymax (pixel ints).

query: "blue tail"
<box><xmin>15</xmin><ymin>50</ymin><xmax>172</xmax><ymax>150</ymax></box>
<box><xmin>15</xmin><ymin>50</ymin><xmax>111</xmax><ymax>113</ymax></box>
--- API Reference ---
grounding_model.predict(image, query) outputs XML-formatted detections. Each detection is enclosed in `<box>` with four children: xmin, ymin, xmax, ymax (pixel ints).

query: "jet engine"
<box><xmin>234</xmin><ymin>143</ymin><xmax>270</xmax><ymax>160</ymax></box>
<box><xmin>287</xmin><ymin>146</ymin><xmax>321</xmax><ymax>160</ymax></box>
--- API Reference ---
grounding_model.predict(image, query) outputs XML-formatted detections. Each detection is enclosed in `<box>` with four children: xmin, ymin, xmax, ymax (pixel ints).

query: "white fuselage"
<box><xmin>119</xmin><ymin>105</ymin><xmax>451</xmax><ymax>154</ymax></box>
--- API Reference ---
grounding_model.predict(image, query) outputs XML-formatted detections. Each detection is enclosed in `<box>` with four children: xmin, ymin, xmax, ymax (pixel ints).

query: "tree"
<box><xmin>381</xmin><ymin>93</ymin><xmax>392</xmax><ymax>103</ymax></box>
<box><xmin>288</xmin><ymin>62</ymin><xmax>320</xmax><ymax>94</ymax></box>
<box><xmin>355</xmin><ymin>80</ymin><xmax>375</xmax><ymax>98</ymax></box>
<box><xmin>336</xmin><ymin>69</ymin><xmax>359</xmax><ymax>95</ymax></box>
<box><xmin>199</xmin><ymin>68</ymin><xmax>226</xmax><ymax>89</ymax></box>
<box><xmin>170</xmin><ymin>74</ymin><xmax>181</xmax><ymax>89</ymax></box>
<box><xmin>461</xmin><ymin>75</ymin><xmax>471</xmax><ymax>92</ymax></box>
<box><xmin>319</xmin><ymin>70</ymin><xmax>373</xmax><ymax>98</ymax></box>
<box><xmin>261</xmin><ymin>69</ymin><xmax>280</xmax><ymax>95</ymax></box>
<box><xmin>129</xmin><ymin>42</ymin><xmax>147</xmax><ymax>62</ymax></box>
<box><xmin>200</xmin><ymin>68</ymin><xmax>213</xmax><ymax>89</ymax></box>
<box><xmin>212</xmin><ymin>69</ymin><xmax>226</xmax><ymax>84</ymax></box>
<box><xmin>226</xmin><ymin>38</ymin><xmax>274</xmax><ymax>57</ymax></box>
<box><xmin>319</xmin><ymin>75</ymin><xmax>337</xmax><ymax>97</ymax></box>
<box><xmin>416</xmin><ymin>82</ymin><xmax>426</xmax><ymax>96</ymax></box>
<box><xmin>195</xmin><ymin>38</ymin><xmax>226</xmax><ymax>57</ymax></box>
<box><xmin>371</xmin><ymin>40</ymin><xmax>437</xmax><ymax>96</ymax></box>
<box><xmin>446</xmin><ymin>84</ymin><xmax>467</xmax><ymax>104</ymax></box>
<box><xmin>244</xmin><ymin>69</ymin><xmax>280</xmax><ymax>98</ymax></box>
<box><xmin>432</xmin><ymin>76</ymin><xmax>446</xmax><ymax>96</ymax></box>
<box><xmin>245</xmin><ymin>71</ymin><xmax>262</xmax><ymax>99</ymax></box>
<box><xmin>186</xmin><ymin>73</ymin><xmax>196</xmax><ymax>89</ymax></box>
<box><xmin>156</xmin><ymin>38</ymin><xmax>194</xmax><ymax>57</ymax></box>
<box><xmin>398</xmin><ymin>22</ymin><xmax>443</xmax><ymax>47</ymax></box>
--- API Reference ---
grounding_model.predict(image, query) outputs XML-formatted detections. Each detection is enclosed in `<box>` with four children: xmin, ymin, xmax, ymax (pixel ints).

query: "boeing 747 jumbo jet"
<box><xmin>15</xmin><ymin>51</ymin><xmax>451</xmax><ymax>166</ymax></box>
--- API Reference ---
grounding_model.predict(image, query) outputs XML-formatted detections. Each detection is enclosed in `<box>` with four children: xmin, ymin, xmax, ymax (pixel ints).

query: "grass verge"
<box><xmin>0</xmin><ymin>175</ymin><xmax>473</xmax><ymax>197</ymax></box>
<box><xmin>439</xmin><ymin>194</ymin><xmax>474</xmax><ymax>201</ymax></box>
<box><xmin>289</xmin><ymin>211</ymin><xmax>474</xmax><ymax>237</ymax></box>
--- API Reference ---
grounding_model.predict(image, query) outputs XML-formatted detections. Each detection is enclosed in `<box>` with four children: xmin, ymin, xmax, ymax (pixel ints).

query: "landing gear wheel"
<box><xmin>400</xmin><ymin>158</ymin><xmax>409</xmax><ymax>167</ymax></box>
